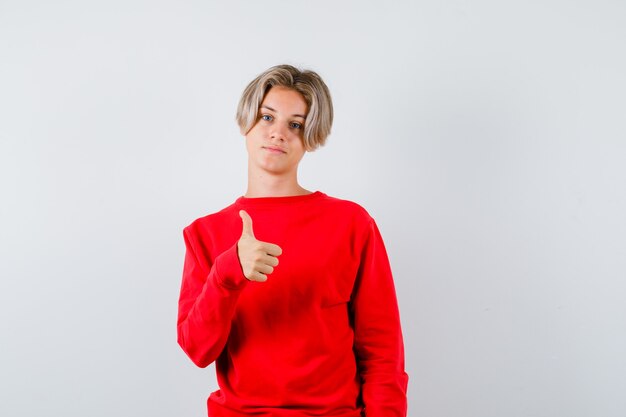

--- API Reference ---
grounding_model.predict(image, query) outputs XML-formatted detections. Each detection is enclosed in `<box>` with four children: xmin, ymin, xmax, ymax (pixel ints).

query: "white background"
<box><xmin>1</xmin><ymin>1</ymin><xmax>625</xmax><ymax>416</ymax></box>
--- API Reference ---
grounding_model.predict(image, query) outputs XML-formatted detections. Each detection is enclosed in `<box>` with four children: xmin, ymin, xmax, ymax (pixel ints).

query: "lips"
<box><xmin>263</xmin><ymin>146</ymin><xmax>286</xmax><ymax>154</ymax></box>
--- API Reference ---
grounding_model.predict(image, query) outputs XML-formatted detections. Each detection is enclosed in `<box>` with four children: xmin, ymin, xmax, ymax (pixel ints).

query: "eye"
<box><xmin>290</xmin><ymin>122</ymin><xmax>302</xmax><ymax>129</ymax></box>
<box><xmin>261</xmin><ymin>114</ymin><xmax>273</xmax><ymax>122</ymax></box>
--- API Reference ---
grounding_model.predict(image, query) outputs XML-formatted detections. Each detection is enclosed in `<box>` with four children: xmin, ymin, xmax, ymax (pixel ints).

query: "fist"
<box><xmin>237</xmin><ymin>210</ymin><xmax>282</xmax><ymax>282</ymax></box>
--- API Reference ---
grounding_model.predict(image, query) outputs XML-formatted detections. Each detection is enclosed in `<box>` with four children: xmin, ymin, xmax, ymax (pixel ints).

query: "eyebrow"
<box><xmin>261</xmin><ymin>105</ymin><xmax>306</xmax><ymax>119</ymax></box>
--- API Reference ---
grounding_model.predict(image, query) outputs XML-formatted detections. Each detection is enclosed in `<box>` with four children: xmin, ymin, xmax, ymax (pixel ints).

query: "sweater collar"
<box><xmin>235</xmin><ymin>191</ymin><xmax>325</xmax><ymax>208</ymax></box>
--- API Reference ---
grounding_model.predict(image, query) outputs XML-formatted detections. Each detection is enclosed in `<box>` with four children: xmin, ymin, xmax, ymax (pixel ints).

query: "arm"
<box><xmin>177</xmin><ymin>211</ymin><xmax>281</xmax><ymax>367</ymax></box>
<box><xmin>351</xmin><ymin>218</ymin><xmax>409</xmax><ymax>417</ymax></box>
<box><xmin>176</xmin><ymin>225</ymin><xmax>248</xmax><ymax>368</ymax></box>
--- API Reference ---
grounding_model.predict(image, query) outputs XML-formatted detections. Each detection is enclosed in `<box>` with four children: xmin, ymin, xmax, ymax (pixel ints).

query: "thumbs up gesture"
<box><xmin>237</xmin><ymin>210</ymin><xmax>283</xmax><ymax>282</ymax></box>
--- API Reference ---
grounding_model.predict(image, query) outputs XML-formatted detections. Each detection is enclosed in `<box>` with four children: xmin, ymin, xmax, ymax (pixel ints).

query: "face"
<box><xmin>244</xmin><ymin>86</ymin><xmax>308</xmax><ymax>176</ymax></box>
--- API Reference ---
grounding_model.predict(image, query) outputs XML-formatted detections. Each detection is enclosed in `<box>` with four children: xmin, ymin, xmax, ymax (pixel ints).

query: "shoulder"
<box><xmin>183</xmin><ymin>201</ymin><xmax>239</xmax><ymax>237</ymax></box>
<box><xmin>317</xmin><ymin>192</ymin><xmax>375</xmax><ymax>226</ymax></box>
<box><xmin>318</xmin><ymin>193</ymin><xmax>384</xmax><ymax>254</ymax></box>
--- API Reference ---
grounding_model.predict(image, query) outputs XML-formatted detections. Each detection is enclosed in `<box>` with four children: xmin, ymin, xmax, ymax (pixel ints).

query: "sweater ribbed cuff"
<box><xmin>213</xmin><ymin>242</ymin><xmax>249</xmax><ymax>290</ymax></box>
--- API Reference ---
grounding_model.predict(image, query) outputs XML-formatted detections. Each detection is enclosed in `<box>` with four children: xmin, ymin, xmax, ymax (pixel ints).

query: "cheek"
<box><xmin>244</xmin><ymin>125</ymin><xmax>262</xmax><ymax>144</ymax></box>
<box><xmin>291</xmin><ymin>133</ymin><xmax>305</xmax><ymax>147</ymax></box>
<box><xmin>294</xmin><ymin>143</ymin><xmax>307</xmax><ymax>160</ymax></box>
<box><xmin>244</xmin><ymin>135</ymin><xmax>257</xmax><ymax>155</ymax></box>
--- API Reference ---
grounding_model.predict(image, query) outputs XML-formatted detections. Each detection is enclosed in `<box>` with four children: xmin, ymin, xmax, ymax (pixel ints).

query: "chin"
<box><xmin>260</xmin><ymin>163</ymin><xmax>294</xmax><ymax>175</ymax></box>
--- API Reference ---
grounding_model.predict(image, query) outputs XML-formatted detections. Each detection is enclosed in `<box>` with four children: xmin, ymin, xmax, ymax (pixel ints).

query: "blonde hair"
<box><xmin>236</xmin><ymin>64</ymin><xmax>333</xmax><ymax>151</ymax></box>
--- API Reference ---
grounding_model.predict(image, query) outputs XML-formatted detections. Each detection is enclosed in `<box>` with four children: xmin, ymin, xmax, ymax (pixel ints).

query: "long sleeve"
<box><xmin>351</xmin><ymin>218</ymin><xmax>409</xmax><ymax>417</ymax></box>
<box><xmin>177</xmin><ymin>225</ymin><xmax>248</xmax><ymax>368</ymax></box>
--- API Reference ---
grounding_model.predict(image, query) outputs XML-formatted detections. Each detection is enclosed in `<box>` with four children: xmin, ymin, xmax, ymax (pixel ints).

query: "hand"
<box><xmin>237</xmin><ymin>210</ymin><xmax>282</xmax><ymax>282</ymax></box>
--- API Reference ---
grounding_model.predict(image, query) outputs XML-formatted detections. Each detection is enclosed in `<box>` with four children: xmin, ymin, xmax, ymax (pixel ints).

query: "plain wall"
<box><xmin>1</xmin><ymin>1</ymin><xmax>625</xmax><ymax>416</ymax></box>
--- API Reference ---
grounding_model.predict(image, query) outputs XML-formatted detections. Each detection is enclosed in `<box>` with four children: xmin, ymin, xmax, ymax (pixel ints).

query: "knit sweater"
<box><xmin>177</xmin><ymin>191</ymin><xmax>408</xmax><ymax>416</ymax></box>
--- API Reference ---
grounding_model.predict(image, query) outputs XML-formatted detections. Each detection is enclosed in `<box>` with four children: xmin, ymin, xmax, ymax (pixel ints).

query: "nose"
<box><xmin>270</xmin><ymin>123</ymin><xmax>287</xmax><ymax>142</ymax></box>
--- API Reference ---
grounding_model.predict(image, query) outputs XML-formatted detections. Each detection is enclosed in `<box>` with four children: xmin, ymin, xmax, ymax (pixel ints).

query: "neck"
<box><xmin>245</xmin><ymin>168</ymin><xmax>310</xmax><ymax>198</ymax></box>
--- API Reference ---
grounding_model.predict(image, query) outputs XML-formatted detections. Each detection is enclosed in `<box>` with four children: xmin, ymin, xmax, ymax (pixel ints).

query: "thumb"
<box><xmin>239</xmin><ymin>210</ymin><xmax>255</xmax><ymax>238</ymax></box>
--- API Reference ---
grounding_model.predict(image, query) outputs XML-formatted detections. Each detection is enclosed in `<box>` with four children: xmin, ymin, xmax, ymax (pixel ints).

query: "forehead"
<box><xmin>261</xmin><ymin>86</ymin><xmax>308</xmax><ymax>116</ymax></box>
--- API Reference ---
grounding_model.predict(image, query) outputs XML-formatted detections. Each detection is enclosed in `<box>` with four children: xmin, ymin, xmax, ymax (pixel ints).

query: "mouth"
<box><xmin>263</xmin><ymin>146</ymin><xmax>286</xmax><ymax>154</ymax></box>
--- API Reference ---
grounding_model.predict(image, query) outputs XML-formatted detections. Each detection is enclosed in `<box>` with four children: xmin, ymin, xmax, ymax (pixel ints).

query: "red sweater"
<box><xmin>177</xmin><ymin>191</ymin><xmax>408</xmax><ymax>416</ymax></box>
